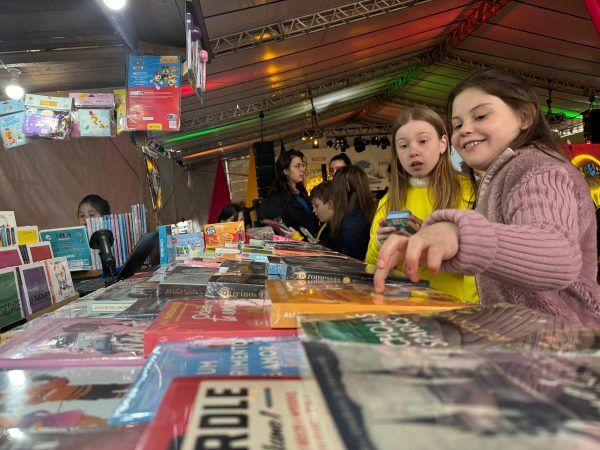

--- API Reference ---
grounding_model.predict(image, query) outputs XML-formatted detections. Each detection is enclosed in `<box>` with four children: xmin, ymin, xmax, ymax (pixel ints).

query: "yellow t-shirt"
<box><xmin>365</xmin><ymin>178</ymin><xmax>479</xmax><ymax>303</ymax></box>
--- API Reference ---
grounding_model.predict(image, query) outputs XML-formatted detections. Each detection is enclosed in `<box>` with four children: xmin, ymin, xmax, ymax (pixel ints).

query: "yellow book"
<box><xmin>16</xmin><ymin>226</ymin><xmax>39</xmax><ymax>245</ymax></box>
<box><xmin>267</xmin><ymin>280</ymin><xmax>470</xmax><ymax>328</ymax></box>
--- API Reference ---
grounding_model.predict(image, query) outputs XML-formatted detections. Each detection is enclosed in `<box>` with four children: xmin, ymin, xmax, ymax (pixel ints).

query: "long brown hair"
<box><xmin>330</xmin><ymin>166</ymin><xmax>375</xmax><ymax>242</ymax></box>
<box><xmin>388</xmin><ymin>106</ymin><xmax>463</xmax><ymax>211</ymax></box>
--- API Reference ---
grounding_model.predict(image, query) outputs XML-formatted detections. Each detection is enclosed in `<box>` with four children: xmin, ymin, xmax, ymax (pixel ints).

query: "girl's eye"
<box><xmin>398</xmin><ymin>144</ymin><xmax>407</xmax><ymax>149</ymax></box>
<box><xmin>475</xmin><ymin>114</ymin><xmax>486</xmax><ymax>121</ymax></box>
<box><xmin>419</xmin><ymin>140</ymin><xmax>428</xmax><ymax>145</ymax></box>
<box><xmin>452</xmin><ymin>123</ymin><xmax>462</xmax><ymax>130</ymax></box>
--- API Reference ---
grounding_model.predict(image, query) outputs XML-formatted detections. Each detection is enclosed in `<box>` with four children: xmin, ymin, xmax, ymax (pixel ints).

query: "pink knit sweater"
<box><xmin>425</xmin><ymin>145</ymin><xmax>600</xmax><ymax>327</ymax></box>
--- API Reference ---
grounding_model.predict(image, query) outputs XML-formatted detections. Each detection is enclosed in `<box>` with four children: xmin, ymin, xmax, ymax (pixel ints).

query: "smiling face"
<box><xmin>395</xmin><ymin>120</ymin><xmax>447</xmax><ymax>178</ymax></box>
<box><xmin>450</xmin><ymin>87</ymin><xmax>526</xmax><ymax>172</ymax></box>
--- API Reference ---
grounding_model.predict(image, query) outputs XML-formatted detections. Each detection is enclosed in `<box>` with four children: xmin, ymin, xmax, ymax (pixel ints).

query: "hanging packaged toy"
<box><xmin>23</xmin><ymin>94</ymin><xmax>72</xmax><ymax>139</ymax></box>
<box><xmin>0</xmin><ymin>99</ymin><xmax>31</xmax><ymax>149</ymax></box>
<box><xmin>114</xmin><ymin>89</ymin><xmax>128</xmax><ymax>134</ymax></box>
<box><xmin>69</xmin><ymin>92</ymin><xmax>116</xmax><ymax>138</ymax></box>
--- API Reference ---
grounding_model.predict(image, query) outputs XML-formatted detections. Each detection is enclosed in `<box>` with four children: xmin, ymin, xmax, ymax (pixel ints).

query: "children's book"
<box><xmin>157</xmin><ymin>224</ymin><xmax>175</xmax><ymax>265</ymax></box>
<box><xmin>39</xmin><ymin>226</ymin><xmax>92</xmax><ymax>270</ymax></box>
<box><xmin>43</xmin><ymin>257</ymin><xmax>75</xmax><ymax>304</ymax></box>
<box><xmin>110</xmin><ymin>337</ymin><xmax>306</xmax><ymax>425</ymax></box>
<box><xmin>135</xmin><ymin>376</ymin><xmax>343</xmax><ymax>450</ymax></box>
<box><xmin>0</xmin><ymin>267</ymin><xmax>24</xmax><ymax>328</ymax></box>
<box><xmin>18</xmin><ymin>262</ymin><xmax>53</xmax><ymax>315</ymax></box>
<box><xmin>27</xmin><ymin>241</ymin><xmax>54</xmax><ymax>262</ymax></box>
<box><xmin>0</xmin><ymin>245</ymin><xmax>24</xmax><ymax>269</ymax></box>
<box><xmin>267</xmin><ymin>280</ymin><xmax>468</xmax><ymax>328</ymax></box>
<box><xmin>0</xmin><ymin>211</ymin><xmax>17</xmax><ymax>228</ymax></box>
<box><xmin>173</xmin><ymin>231</ymin><xmax>204</xmax><ymax>259</ymax></box>
<box><xmin>0</xmin><ymin>366</ymin><xmax>140</xmax><ymax>429</ymax></box>
<box><xmin>203</xmin><ymin>221</ymin><xmax>245</xmax><ymax>249</ymax></box>
<box><xmin>0</xmin><ymin>318</ymin><xmax>150</xmax><ymax>367</ymax></box>
<box><xmin>144</xmin><ymin>300</ymin><xmax>296</xmax><ymax>357</ymax></box>
<box><xmin>16</xmin><ymin>226</ymin><xmax>39</xmax><ymax>245</ymax></box>
<box><xmin>0</xmin><ymin>100</ymin><xmax>30</xmax><ymax>149</ymax></box>
<box><xmin>73</xmin><ymin>108</ymin><xmax>113</xmax><ymax>137</ymax></box>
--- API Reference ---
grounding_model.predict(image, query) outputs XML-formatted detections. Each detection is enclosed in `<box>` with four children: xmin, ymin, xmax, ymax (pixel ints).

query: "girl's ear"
<box><xmin>283</xmin><ymin>168</ymin><xmax>290</xmax><ymax>178</ymax></box>
<box><xmin>326</xmin><ymin>199</ymin><xmax>334</xmax><ymax>210</ymax></box>
<box><xmin>519</xmin><ymin>104</ymin><xmax>536</xmax><ymax>130</ymax></box>
<box><xmin>439</xmin><ymin>135</ymin><xmax>448</xmax><ymax>155</ymax></box>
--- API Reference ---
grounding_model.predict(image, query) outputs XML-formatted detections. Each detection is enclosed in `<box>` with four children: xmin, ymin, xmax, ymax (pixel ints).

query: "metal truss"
<box><xmin>320</xmin><ymin>124</ymin><xmax>394</xmax><ymax>137</ymax></box>
<box><xmin>210</xmin><ymin>0</ymin><xmax>432</xmax><ymax>57</ymax></box>
<box><xmin>440</xmin><ymin>55</ymin><xmax>598</xmax><ymax>97</ymax></box>
<box><xmin>388</xmin><ymin>95</ymin><xmax>446</xmax><ymax>115</ymax></box>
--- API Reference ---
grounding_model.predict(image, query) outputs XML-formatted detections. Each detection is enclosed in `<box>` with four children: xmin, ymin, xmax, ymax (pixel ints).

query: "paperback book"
<box><xmin>27</xmin><ymin>241</ymin><xmax>54</xmax><ymax>262</ymax></box>
<box><xmin>143</xmin><ymin>300</ymin><xmax>296</xmax><ymax>357</ymax></box>
<box><xmin>268</xmin><ymin>280</ymin><xmax>467</xmax><ymax>328</ymax></box>
<box><xmin>39</xmin><ymin>226</ymin><xmax>92</xmax><ymax>270</ymax></box>
<box><xmin>0</xmin><ymin>246</ymin><xmax>23</xmax><ymax>269</ymax></box>
<box><xmin>0</xmin><ymin>267</ymin><xmax>24</xmax><ymax>328</ymax></box>
<box><xmin>204</xmin><ymin>273</ymin><xmax>268</xmax><ymax>300</ymax></box>
<box><xmin>157</xmin><ymin>265</ymin><xmax>216</xmax><ymax>297</ymax></box>
<box><xmin>43</xmin><ymin>257</ymin><xmax>75</xmax><ymax>304</ymax></box>
<box><xmin>18</xmin><ymin>262</ymin><xmax>53</xmax><ymax>314</ymax></box>
<box><xmin>110</xmin><ymin>337</ymin><xmax>306</xmax><ymax>425</ymax></box>
<box><xmin>86</xmin><ymin>283</ymin><xmax>159</xmax><ymax>314</ymax></box>
<box><xmin>0</xmin><ymin>318</ymin><xmax>150</xmax><ymax>367</ymax></box>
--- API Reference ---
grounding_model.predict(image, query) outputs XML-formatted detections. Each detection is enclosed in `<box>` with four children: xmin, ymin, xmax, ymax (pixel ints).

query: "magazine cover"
<box><xmin>304</xmin><ymin>341</ymin><xmax>600</xmax><ymax>450</ymax></box>
<box><xmin>0</xmin><ymin>318</ymin><xmax>150</xmax><ymax>367</ymax></box>
<box><xmin>0</xmin><ymin>366</ymin><xmax>139</xmax><ymax>429</ymax></box>
<box><xmin>299</xmin><ymin>304</ymin><xmax>599</xmax><ymax>352</ymax></box>
<box><xmin>135</xmin><ymin>377</ymin><xmax>344</xmax><ymax>450</ymax></box>
<box><xmin>110</xmin><ymin>337</ymin><xmax>306</xmax><ymax>425</ymax></box>
<box><xmin>144</xmin><ymin>300</ymin><xmax>296</xmax><ymax>356</ymax></box>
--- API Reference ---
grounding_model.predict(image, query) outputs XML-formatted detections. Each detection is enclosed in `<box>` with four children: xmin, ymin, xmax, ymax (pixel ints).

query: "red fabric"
<box><xmin>207</xmin><ymin>157</ymin><xmax>231</xmax><ymax>224</ymax></box>
<box><xmin>584</xmin><ymin>0</ymin><xmax>600</xmax><ymax>38</ymax></box>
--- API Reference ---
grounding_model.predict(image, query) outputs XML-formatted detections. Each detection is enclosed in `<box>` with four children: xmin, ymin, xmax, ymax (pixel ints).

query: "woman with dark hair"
<box><xmin>77</xmin><ymin>194</ymin><xmax>111</xmax><ymax>226</ymax></box>
<box><xmin>329</xmin><ymin>165</ymin><xmax>375</xmax><ymax>260</ymax></box>
<box><xmin>257</xmin><ymin>148</ymin><xmax>319</xmax><ymax>238</ymax></box>
<box><xmin>217</xmin><ymin>203</ymin><xmax>244</xmax><ymax>223</ymax></box>
<box><xmin>329</xmin><ymin>153</ymin><xmax>352</xmax><ymax>177</ymax></box>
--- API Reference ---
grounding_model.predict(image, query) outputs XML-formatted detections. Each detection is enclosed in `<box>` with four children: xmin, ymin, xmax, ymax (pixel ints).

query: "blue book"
<box><xmin>109</xmin><ymin>337</ymin><xmax>305</xmax><ymax>425</ymax></box>
<box><xmin>157</xmin><ymin>225</ymin><xmax>174</xmax><ymax>264</ymax></box>
<box><xmin>173</xmin><ymin>231</ymin><xmax>203</xmax><ymax>259</ymax></box>
<box><xmin>39</xmin><ymin>226</ymin><xmax>92</xmax><ymax>270</ymax></box>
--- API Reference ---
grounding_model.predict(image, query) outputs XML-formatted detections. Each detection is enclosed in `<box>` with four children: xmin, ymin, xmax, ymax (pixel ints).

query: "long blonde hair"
<box><xmin>388</xmin><ymin>106</ymin><xmax>463</xmax><ymax>211</ymax></box>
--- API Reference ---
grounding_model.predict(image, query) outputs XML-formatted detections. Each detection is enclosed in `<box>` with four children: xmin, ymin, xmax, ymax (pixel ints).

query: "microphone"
<box><xmin>89</xmin><ymin>229</ymin><xmax>116</xmax><ymax>278</ymax></box>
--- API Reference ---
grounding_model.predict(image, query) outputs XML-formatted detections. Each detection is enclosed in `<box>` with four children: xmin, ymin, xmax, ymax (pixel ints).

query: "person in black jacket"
<box><xmin>257</xmin><ymin>148</ymin><xmax>319</xmax><ymax>238</ymax></box>
<box><xmin>329</xmin><ymin>165</ymin><xmax>376</xmax><ymax>260</ymax></box>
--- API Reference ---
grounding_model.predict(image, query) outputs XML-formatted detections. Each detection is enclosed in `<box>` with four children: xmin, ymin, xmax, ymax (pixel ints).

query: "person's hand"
<box><xmin>374</xmin><ymin>221</ymin><xmax>460</xmax><ymax>292</ymax></box>
<box><xmin>398</xmin><ymin>214</ymin><xmax>423</xmax><ymax>237</ymax></box>
<box><xmin>280</xmin><ymin>226</ymin><xmax>297</xmax><ymax>238</ymax></box>
<box><xmin>376</xmin><ymin>218</ymin><xmax>397</xmax><ymax>245</ymax></box>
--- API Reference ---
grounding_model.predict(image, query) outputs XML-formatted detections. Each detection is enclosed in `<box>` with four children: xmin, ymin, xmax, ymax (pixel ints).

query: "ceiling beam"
<box><xmin>92</xmin><ymin>0</ymin><xmax>138</xmax><ymax>52</ymax></box>
<box><xmin>0</xmin><ymin>46</ymin><xmax>126</xmax><ymax>67</ymax></box>
<box><xmin>209</xmin><ymin>0</ymin><xmax>433</xmax><ymax>57</ymax></box>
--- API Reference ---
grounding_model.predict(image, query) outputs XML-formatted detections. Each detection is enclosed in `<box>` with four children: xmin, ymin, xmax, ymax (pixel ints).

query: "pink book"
<box><xmin>26</xmin><ymin>241</ymin><xmax>54</xmax><ymax>262</ymax></box>
<box><xmin>0</xmin><ymin>317</ymin><xmax>151</xmax><ymax>367</ymax></box>
<box><xmin>143</xmin><ymin>300</ymin><xmax>297</xmax><ymax>357</ymax></box>
<box><xmin>0</xmin><ymin>245</ymin><xmax>23</xmax><ymax>269</ymax></box>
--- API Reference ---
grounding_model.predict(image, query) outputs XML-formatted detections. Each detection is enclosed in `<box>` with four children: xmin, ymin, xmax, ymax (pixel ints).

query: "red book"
<box><xmin>136</xmin><ymin>376</ymin><xmax>343</xmax><ymax>450</ymax></box>
<box><xmin>143</xmin><ymin>300</ymin><xmax>296</xmax><ymax>357</ymax></box>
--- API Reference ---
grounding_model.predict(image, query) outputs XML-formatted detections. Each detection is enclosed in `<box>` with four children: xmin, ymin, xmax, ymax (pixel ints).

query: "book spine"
<box><xmin>158</xmin><ymin>284</ymin><xmax>207</xmax><ymax>297</ymax></box>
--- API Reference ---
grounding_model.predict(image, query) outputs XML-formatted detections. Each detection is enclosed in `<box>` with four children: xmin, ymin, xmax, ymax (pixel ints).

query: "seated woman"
<box><xmin>329</xmin><ymin>166</ymin><xmax>375</xmax><ymax>260</ymax></box>
<box><xmin>257</xmin><ymin>148</ymin><xmax>319</xmax><ymax>238</ymax></box>
<box><xmin>310</xmin><ymin>181</ymin><xmax>334</xmax><ymax>248</ymax></box>
<box><xmin>77</xmin><ymin>194</ymin><xmax>111</xmax><ymax>226</ymax></box>
<box><xmin>217</xmin><ymin>203</ymin><xmax>245</xmax><ymax>223</ymax></box>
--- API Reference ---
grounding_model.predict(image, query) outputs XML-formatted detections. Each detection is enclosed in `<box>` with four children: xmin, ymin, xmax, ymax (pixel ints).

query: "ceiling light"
<box><xmin>103</xmin><ymin>0</ymin><xmax>126</xmax><ymax>10</ymax></box>
<box><xmin>312</xmin><ymin>138</ymin><xmax>319</xmax><ymax>149</ymax></box>
<box><xmin>326</xmin><ymin>139</ymin><xmax>334</xmax><ymax>148</ymax></box>
<box><xmin>353</xmin><ymin>137</ymin><xmax>366</xmax><ymax>153</ymax></box>
<box><xmin>5</xmin><ymin>68</ymin><xmax>24</xmax><ymax>100</ymax></box>
<box><xmin>370</xmin><ymin>136</ymin><xmax>380</xmax><ymax>147</ymax></box>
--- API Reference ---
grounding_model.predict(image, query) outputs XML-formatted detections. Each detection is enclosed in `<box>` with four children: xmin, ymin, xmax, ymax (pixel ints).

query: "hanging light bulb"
<box><xmin>5</xmin><ymin>68</ymin><xmax>24</xmax><ymax>100</ymax></box>
<box><xmin>103</xmin><ymin>0</ymin><xmax>126</xmax><ymax>10</ymax></box>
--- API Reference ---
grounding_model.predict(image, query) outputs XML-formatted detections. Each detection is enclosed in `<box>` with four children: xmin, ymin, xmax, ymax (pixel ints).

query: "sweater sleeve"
<box><xmin>424</xmin><ymin>167</ymin><xmax>582</xmax><ymax>290</ymax></box>
<box><xmin>365</xmin><ymin>195</ymin><xmax>388</xmax><ymax>264</ymax></box>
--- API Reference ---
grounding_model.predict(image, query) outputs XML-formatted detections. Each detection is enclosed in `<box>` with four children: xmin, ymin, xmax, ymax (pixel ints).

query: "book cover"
<box><xmin>203</xmin><ymin>221</ymin><xmax>245</xmax><ymax>249</ymax></box>
<box><xmin>157</xmin><ymin>266</ymin><xmax>216</xmax><ymax>297</ymax></box>
<box><xmin>0</xmin><ymin>246</ymin><xmax>24</xmax><ymax>269</ymax></box>
<box><xmin>18</xmin><ymin>262</ymin><xmax>53</xmax><ymax>315</ymax></box>
<box><xmin>267</xmin><ymin>280</ymin><xmax>468</xmax><ymax>328</ymax></box>
<box><xmin>135</xmin><ymin>377</ymin><xmax>343</xmax><ymax>450</ymax></box>
<box><xmin>304</xmin><ymin>341</ymin><xmax>600</xmax><ymax>450</ymax></box>
<box><xmin>174</xmin><ymin>231</ymin><xmax>204</xmax><ymax>259</ymax></box>
<box><xmin>74</xmin><ymin>108</ymin><xmax>113</xmax><ymax>137</ymax></box>
<box><xmin>116</xmin><ymin>296</ymin><xmax>173</xmax><ymax>319</ymax></box>
<box><xmin>0</xmin><ymin>110</ymin><xmax>30</xmax><ymax>149</ymax></box>
<box><xmin>144</xmin><ymin>301</ymin><xmax>296</xmax><ymax>357</ymax></box>
<box><xmin>39</xmin><ymin>226</ymin><xmax>92</xmax><ymax>270</ymax></box>
<box><xmin>86</xmin><ymin>283</ymin><xmax>159</xmax><ymax>314</ymax></box>
<box><xmin>16</xmin><ymin>226</ymin><xmax>39</xmax><ymax>245</ymax></box>
<box><xmin>43</xmin><ymin>257</ymin><xmax>75</xmax><ymax>304</ymax></box>
<box><xmin>110</xmin><ymin>337</ymin><xmax>306</xmax><ymax>425</ymax></box>
<box><xmin>0</xmin><ymin>211</ymin><xmax>17</xmax><ymax>229</ymax></box>
<box><xmin>205</xmin><ymin>273</ymin><xmax>268</xmax><ymax>300</ymax></box>
<box><xmin>0</xmin><ymin>366</ymin><xmax>139</xmax><ymax>429</ymax></box>
<box><xmin>126</xmin><ymin>55</ymin><xmax>181</xmax><ymax>131</ymax></box>
<box><xmin>0</xmin><ymin>267</ymin><xmax>24</xmax><ymax>328</ymax></box>
<box><xmin>300</xmin><ymin>305</ymin><xmax>599</xmax><ymax>352</ymax></box>
<box><xmin>157</xmin><ymin>224</ymin><xmax>174</xmax><ymax>264</ymax></box>
<box><xmin>27</xmin><ymin>241</ymin><xmax>54</xmax><ymax>262</ymax></box>
<box><xmin>218</xmin><ymin>259</ymin><xmax>269</xmax><ymax>276</ymax></box>
<box><xmin>0</xmin><ymin>318</ymin><xmax>150</xmax><ymax>367</ymax></box>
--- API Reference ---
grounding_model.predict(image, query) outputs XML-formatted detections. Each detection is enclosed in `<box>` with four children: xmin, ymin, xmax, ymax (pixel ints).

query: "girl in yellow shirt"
<box><xmin>365</xmin><ymin>106</ymin><xmax>478</xmax><ymax>303</ymax></box>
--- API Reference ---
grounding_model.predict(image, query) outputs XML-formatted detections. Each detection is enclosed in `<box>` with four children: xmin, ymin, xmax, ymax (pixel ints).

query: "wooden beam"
<box><xmin>137</xmin><ymin>41</ymin><xmax>185</xmax><ymax>57</ymax></box>
<box><xmin>92</xmin><ymin>0</ymin><xmax>139</xmax><ymax>52</ymax></box>
<box><xmin>0</xmin><ymin>47</ymin><xmax>127</xmax><ymax>67</ymax></box>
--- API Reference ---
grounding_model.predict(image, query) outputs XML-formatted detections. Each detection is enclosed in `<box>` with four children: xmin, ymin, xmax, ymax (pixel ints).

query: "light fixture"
<box><xmin>370</xmin><ymin>136</ymin><xmax>380</xmax><ymax>147</ymax></box>
<box><xmin>326</xmin><ymin>139</ymin><xmax>334</xmax><ymax>148</ymax></box>
<box><xmin>103</xmin><ymin>0</ymin><xmax>126</xmax><ymax>10</ymax></box>
<box><xmin>312</xmin><ymin>138</ymin><xmax>319</xmax><ymax>149</ymax></box>
<box><xmin>380</xmin><ymin>136</ymin><xmax>391</xmax><ymax>150</ymax></box>
<box><xmin>353</xmin><ymin>137</ymin><xmax>366</xmax><ymax>153</ymax></box>
<box><xmin>5</xmin><ymin>68</ymin><xmax>24</xmax><ymax>100</ymax></box>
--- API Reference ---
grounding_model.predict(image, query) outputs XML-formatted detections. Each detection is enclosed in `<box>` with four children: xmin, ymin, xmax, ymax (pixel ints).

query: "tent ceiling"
<box><xmin>1</xmin><ymin>0</ymin><xmax>598</xmax><ymax>163</ymax></box>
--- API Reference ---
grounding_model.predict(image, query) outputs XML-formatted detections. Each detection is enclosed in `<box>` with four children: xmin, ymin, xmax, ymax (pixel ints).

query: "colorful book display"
<box><xmin>0</xmin><ymin>318</ymin><xmax>150</xmax><ymax>367</ymax></box>
<box><xmin>110</xmin><ymin>337</ymin><xmax>305</xmax><ymax>425</ymax></box>
<box><xmin>136</xmin><ymin>377</ymin><xmax>343</xmax><ymax>450</ymax></box>
<box><xmin>0</xmin><ymin>99</ymin><xmax>30</xmax><ymax>149</ymax></box>
<box><xmin>267</xmin><ymin>280</ymin><xmax>467</xmax><ymax>328</ymax></box>
<box><xmin>126</xmin><ymin>55</ymin><xmax>181</xmax><ymax>131</ymax></box>
<box><xmin>39</xmin><ymin>226</ymin><xmax>92</xmax><ymax>270</ymax></box>
<box><xmin>0</xmin><ymin>366</ymin><xmax>140</xmax><ymax>429</ymax></box>
<box><xmin>143</xmin><ymin>300</ymin><xmax>297</xmax><ymax>357</ymax></box>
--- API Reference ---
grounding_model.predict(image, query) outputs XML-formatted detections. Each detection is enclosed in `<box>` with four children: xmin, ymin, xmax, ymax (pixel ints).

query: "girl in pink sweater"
<box><xmin>375</xmin><ymin>69</ymin><xmax>600</xmax><ymax>326</ymax></box>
